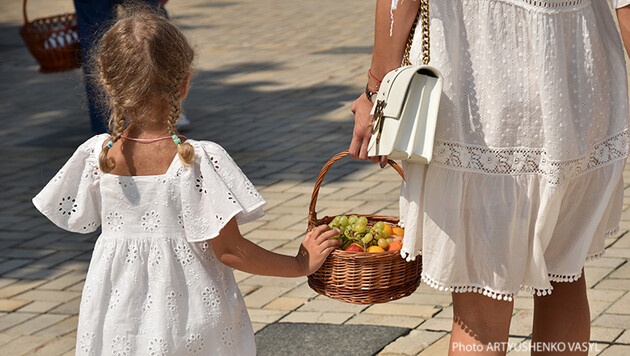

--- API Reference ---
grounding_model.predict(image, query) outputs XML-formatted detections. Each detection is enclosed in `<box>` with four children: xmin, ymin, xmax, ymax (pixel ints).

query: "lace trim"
<box><xmin>422</xmin><ymin>273</ymin><xmax>516</xmax><ymax>301</ymax></box>
<box><xmin>422</xmin><ymin>248</ymin><xmax>608</xmax><ymax>300</ymax></box>
<box><xmin>495</xmin><ymin>0</ymin><xmax>590</xmax><ymax>12</ymax></box>
<box><xmin>431</xmin><ymin>130</ymin><xmax>630</xmax><ymax>186</ymax></box>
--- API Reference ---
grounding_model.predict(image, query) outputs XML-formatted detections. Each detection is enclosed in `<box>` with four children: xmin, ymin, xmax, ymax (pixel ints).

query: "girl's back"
<box><xmin>34</xmin><ymin>133</ymin><xmax>265</xmax><ymax>354</ymax></box>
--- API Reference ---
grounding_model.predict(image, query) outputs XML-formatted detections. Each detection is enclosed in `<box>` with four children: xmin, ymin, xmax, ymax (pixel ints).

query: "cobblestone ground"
<box><xmin>1</xmin><ymin>0</ymin><xmax>630</xmax><ymax>355</ymax></box>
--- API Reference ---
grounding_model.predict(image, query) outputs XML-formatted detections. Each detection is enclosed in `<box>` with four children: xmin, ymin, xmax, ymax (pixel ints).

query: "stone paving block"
<box><xmin>15</xmin><ymin>234</ymin><xmax>62</xmax><ymax>248</ymax></box>
<box><xmin>346</xmin><ymin>313</ymin><xmax>425</xmax><ymax>329</ymax></box>
<box><xmin>416</xmin><ymin>334</ymin><xmax>450</xmax><ymax>356</ymax></box>
<box><xmin>18</xmin><ymin>300</ymin><xmax>63</xmax><ymax>313</ymax></box>
<box><xmin>0</xmin><ymin>333</ymin><xmax>13</xmax><ymax>347</ymax></box>
<box><xmin>608</xmin><ymin>262</ymin><xmax>630</xmax><ymax>280</ymax></box>
<box><xmin>22</xmin><ymin>332</ymin><xmax>77</xmax><ymax>356</ymax></box>
<box><xmin>379</xmin><ymin>329</ymin><xmax>445</xmax><ymax>356</ymax></box>
<box><xmin>364</xmin><ymin>304</ymin><xmax>439</xmax><ymax>319</ymax></box>
<box><xmin>417</xmin><ymin>317</ymin><xmax>452</xmax><ymax>332</ymax></box>
<box><xmin>0</xmin><ymin>258</ymin><xmax>32</xmax><ymax>274</ymax></box>
<box><xmin>587</xmin><ymin>288</ymin><xmax>625</xmax><ymax>302</ymax></box>
<box><xmin>0</xmin><ymin>248</ymin><xmax>56</xmax><ymax>259</ymax></box>
<box><xmin>53</xmin><ymin>260</ymin><xmax>90</xmax><ymax>272</ymax></box>
<box><xmin>237</xmin><ymin>284</ymin><xmax>259</xmax><ymax>297</ymax></box>
<box><xmin>4</xmin><ymin>313</ymin><xmax>69</xmax><ymax>335</ymax></box>
<box><xmin>244</xmin><ymin>286</ymin><xmax>292</xmax><ymax>308</ymax></box>
<box><xmin>599</xmin><ymin>344</ymin><xmax>630</xmax><ymax>355</ymax></box>
<box><xmin>233</xmin><ymin>270</ymin><xmax>252</xmax><ymax>284</ymax></box>
<box><xmin>15</xmin><ymin>290</ymin><xmax>81</xmax><ymax>303</ymax></box>
<box><xmin>591</xmin><ymin>327</ymin><xmax>624</xmax><ymax>343</ymax></box>
<box><xmin>245</xmin><ymin>274</ymin><xmax>305</xmax><ymax>288</ymax></box>
<box><xmin>0</xmin><ymin>278</ymin><xmax>17</xmax><ymax>290</ymax></box>
<box><xmin>509</xmin><ymin>309</ymin><xmax>533</xmax><ymax>337</ymax></box>
<box><xmin>591</xmin><ymin>300</ymin><xmax>613</xmax><ymax>320</ymax></box>
<box><xmin>247</xmin><ymin>308</ymin><xmax>289</xmax><ymax>324</ymax></box>
<box><xmin>33</xmin><ymin>315</ymin><xmax>78</xmax><ymax>337</ymax></box>
<box><xmin>595</xmin><ymin>278</ymin><xmax>630</xmax><ymax>291</ymax></box>
<box><xmin>0</xmin><ymin>335</ymin><xmax>58</xmax><ymax>356</ymax></box>
<box><xmin>603</xmin><ymin>248</ymin><xmax>630</xmax><ymax>258</ymax></box>
<box><xmin>37</xmin><ymin>271</ymin><xmax>86</xmax><ymax>291</ymax></box>
<box><xmin>298</xmin><ymin>298</ymin><xmax>367</xmax><ymax>314</ymax></box>
<box><xmin>0</xmin><ymin>279</ymin><xmax>47</xmax><ymax>299</ymax></box>
<box><xmin>586</xmin><ymin>266</ymin><xmax>612</xmax><ymax>288</ymax></box>
<box><xmin>606</xmin><ymin>292</ymin><xmax>630</xmax><ymax>314</ymax></box>
<box><xmin>48</xmin><ymin>297</ymin><xmax>81</xmax><ymax>315</ymax></box>
<box><xmin>263</xmin><ymin>297</ymin><xmax>307</xmax><ymax>311</ymax></box>
<box><xmin>280</xmin><ymin>311</ymin><xmax>354</xmax><ymax>324</ymax></box>
<box><xmin>0</xmin><ymin>312</ymin><xmax>38</xmax><ymax>332</ymax></box>
<box><xmin>3</xmin><ymin>267</ymin><xmax>70</xmax><ymax>280</ymax></box>
<box><xmin>27</xmin><ymin>251</ymin><xmax>84</xmax><ymax>269</ymax></box>
<box><xmin>0</xmin><ymin>298</ymin><xmax>31</xmax><ymax>312</ymax></box>
<box><xmin>284</xmin><ymin>282</ymin><xmax>319</xmax><ymax>299</ymax></box>
<box><xmin>593</xmin><ymin>313</ymin><xmax>630</xmax><ymax>329</ymax></box>
<box><xmin>586</xmin><ymin>257</ymin><xmax>626</xmax><ymax>269</ymax></box>
<box><xmin>66</xmin><ymin>281</ymin><xmax>84</xmax><ymax>292</ymax></box>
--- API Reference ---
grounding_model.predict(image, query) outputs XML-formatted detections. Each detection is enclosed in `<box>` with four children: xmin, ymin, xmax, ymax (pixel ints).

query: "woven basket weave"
<box><xmin>19</xmin><ymin>0</ymin><xmax>81</xmax><ymax>73</ymax></box>
<box><xmin>307</xmin><ymin>151</ymin><xmax>422</xmax><ymax>304</ymax></box>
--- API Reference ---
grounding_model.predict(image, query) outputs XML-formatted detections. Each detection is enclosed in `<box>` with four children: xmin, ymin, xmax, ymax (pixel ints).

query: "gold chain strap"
<box><xmin>402</xmin><ymin>0</ymin><xmax>430</xmax><ymax>66</ymax></box>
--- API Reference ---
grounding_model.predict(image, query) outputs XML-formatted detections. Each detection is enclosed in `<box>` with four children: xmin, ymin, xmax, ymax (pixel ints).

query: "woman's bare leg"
<box><xmin>450</xmin><ymin>292</ymin><xmax>514</xmax><ymax>355</ymax></box>
<box><xmin>532</xmin><ymin>271</ymin><xmax>590</xmax><ymax>355</ymax></box>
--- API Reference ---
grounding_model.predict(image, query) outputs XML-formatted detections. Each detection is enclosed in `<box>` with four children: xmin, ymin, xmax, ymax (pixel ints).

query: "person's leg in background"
<box><xmin>73</xmin><ymin>0</ymin><xmax>165</xmax><ymax>134</ymax></box>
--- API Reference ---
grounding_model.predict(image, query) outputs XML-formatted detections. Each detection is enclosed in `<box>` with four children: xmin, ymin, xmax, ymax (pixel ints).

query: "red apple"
<box><xmin>345</xmin><ymin>243</ymin><xmax>364</xmax><ymax>252</ymax></box>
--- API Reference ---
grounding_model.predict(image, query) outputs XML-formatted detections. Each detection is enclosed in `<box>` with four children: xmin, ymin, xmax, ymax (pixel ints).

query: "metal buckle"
<box><xmin>371</xmin><ymin>100</ymin><xmax>386</xmax><ymax>143</ymax></box>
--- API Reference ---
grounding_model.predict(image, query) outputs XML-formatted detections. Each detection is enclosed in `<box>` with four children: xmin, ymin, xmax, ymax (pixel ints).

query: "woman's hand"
<box><xmin>296</xmin><ymin>224</ymin><xmax>342</xmax><ymax>275</ymax></box>
<box><xmin>349</xmin><ymin>93</ymin><xmax>388</xmax><ymax>165</ymax></box>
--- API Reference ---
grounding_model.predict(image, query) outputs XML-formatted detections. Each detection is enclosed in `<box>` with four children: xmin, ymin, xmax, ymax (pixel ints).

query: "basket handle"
<box><xmin>308</xmin><ymin>151</ymin><xmax>405</xmax><ymax>227</ymax></box>
<box><xmin>22</xmin><ymin>0</ymin><xmax>31</xmax><ymax>25</ymax></box>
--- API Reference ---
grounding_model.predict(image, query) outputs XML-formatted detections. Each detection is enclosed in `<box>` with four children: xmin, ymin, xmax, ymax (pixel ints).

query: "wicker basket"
<box><xmin>307</xmin><ymin>151</ymin><xmax>422</xmax><ymax>304</ymax></box>
<box><xmin>19</xmin><ymin>0</ymin><xmax>82</xmax><ymax>73</ymax></box>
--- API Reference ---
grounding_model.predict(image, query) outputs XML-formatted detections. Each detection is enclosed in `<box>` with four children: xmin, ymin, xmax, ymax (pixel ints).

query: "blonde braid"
<box><xmin>167</xmin><ymin>91</ymin><xmax>195</xmax><ymax>166</ymax></box>
<box><xmin>98</xmin><ymin>106</ymin><xmax>127</xmax><ymax>173</ymax></box>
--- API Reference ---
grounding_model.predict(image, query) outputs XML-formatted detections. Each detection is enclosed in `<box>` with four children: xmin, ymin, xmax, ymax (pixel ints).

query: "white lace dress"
<box><xmin>32</xmin><ymin>134</ymin><xmax>266</xmax><ymax>355</ymax></box>
<box><xmin>398</xmin><ymin>0</ymin><xmax>630</xmax><ymax>300</ymax></box>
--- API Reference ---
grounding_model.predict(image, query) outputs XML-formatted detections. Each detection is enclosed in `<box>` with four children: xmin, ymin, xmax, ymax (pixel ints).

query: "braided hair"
<box><xmin>95</xmin><ymin>6</ymin><xmax>195</xmax><ymax>172</ymax></box>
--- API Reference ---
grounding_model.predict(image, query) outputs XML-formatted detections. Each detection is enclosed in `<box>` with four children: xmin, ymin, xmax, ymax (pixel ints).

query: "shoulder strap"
<box><xmin>402</xmin><ymin>0</ymin><xmax>430</xmax><ymax>66</ymax></box>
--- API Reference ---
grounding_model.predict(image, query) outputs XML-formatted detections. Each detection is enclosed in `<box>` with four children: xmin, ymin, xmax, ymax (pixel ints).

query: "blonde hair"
<box><xmin>95</xmin><ymin>6</ymin><xmax>195</xmax><ymax>173</ymax></box>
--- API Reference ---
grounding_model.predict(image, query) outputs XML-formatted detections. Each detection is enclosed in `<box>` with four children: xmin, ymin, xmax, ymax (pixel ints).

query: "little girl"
<box><xmin>32</xmin><ymin>7</ymin><xmax>340</xmax><ymax>356</ymax></box>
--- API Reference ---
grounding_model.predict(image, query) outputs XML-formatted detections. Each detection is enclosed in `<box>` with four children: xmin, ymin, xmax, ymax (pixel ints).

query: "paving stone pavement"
<box><xmin>1</xmin><ymin>0</ymin><xmax>630</xmax><ymax>355</ymax></box>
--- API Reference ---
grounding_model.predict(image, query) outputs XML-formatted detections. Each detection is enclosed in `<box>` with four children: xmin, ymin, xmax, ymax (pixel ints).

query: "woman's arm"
<box><xmin>210</xmin><ymin>218</ymin><xmax>341</xmax><ymax>277</ymax></box>
<box><xmin>348</xmin><ymin>0</ymin><xmax>420</xmax><ymax>163</ymax></box>
<box><xmin>618</xmin><ymin>6</ymin><xmax>630</xmax><ymax>56</ymax></box>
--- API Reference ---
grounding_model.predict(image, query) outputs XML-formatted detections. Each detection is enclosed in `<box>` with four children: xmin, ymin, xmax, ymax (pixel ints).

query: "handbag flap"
<box><xmin>372</xmin><ymin>65</ymin><xmax>442</xmax><ymax>119</ymax></box>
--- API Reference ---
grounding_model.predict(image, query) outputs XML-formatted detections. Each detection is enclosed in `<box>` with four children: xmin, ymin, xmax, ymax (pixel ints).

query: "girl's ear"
<box><xmin>180</xmin><ymin>74</ymin><xmax>191</xmax><ymax>100</ymax></box>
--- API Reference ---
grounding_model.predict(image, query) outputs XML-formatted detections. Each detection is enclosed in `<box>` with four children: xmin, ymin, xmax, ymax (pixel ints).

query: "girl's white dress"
<box><xmin>398</xmin><ymin>0</ymin><xmax>630</xmax><ymax>300</ymax></box>
<box><xmin>33</xmin><ymin>134</ymin><xmax>266</xmax><ymax>355</ymax></box>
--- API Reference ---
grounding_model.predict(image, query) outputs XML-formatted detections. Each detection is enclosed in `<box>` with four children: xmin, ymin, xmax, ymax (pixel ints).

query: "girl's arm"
<box><xmin>210</xmin><ymin>218</ymin><xmax>341</xmax><ymax>277</ymax></box>
<box><xmin>618</xmin><ymin>6</ymin><xmax>630</xmax><ymax>56</ymax></box>
<box><xmin>348</xmin><ymin>0</ymin><xmax>420</xmax><ymax>164</ymax></box>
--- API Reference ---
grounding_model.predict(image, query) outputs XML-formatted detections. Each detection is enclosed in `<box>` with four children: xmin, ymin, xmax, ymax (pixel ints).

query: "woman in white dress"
<box><xmin>350</xmin><ymin>0</ymin><xmax>630</xmax><ymax>354</ymax></box>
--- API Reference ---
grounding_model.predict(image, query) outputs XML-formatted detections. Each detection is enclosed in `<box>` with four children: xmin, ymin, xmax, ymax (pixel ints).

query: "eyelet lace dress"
<box><xmin>396</xmin><ymin>0</ymin><xmax>630</xmax><ymax>301</ymax></box>
<box><xmin>32</xmin><ymin>134</ymin><xmax>266</xmax><ymax>355</ymax></box>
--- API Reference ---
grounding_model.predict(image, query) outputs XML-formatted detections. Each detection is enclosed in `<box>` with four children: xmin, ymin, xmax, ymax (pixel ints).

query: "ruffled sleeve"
<box><xmin>180</xmin><ymin>140</ymin><xmax>266</xmax><ymax>242</ymax></box>
<box><xmin>612</xmin><ymin>0</ymin><xmax>630</xmax><ymax>8</ymax></box>
<box><xmin>32</xmin><ymin>134</ymin><xmax>105</xmax><ymax>233</ymax></box>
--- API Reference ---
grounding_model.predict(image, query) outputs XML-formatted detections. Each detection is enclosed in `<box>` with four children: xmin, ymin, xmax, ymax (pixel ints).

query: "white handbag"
<box><xmin>367</xmin><ymin>0</ymin><xmax>442</xmax><ymax>164</ymax></box>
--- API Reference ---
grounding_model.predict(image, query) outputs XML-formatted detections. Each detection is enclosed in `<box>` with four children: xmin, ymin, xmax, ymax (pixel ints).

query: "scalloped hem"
<box><xmin>421</xmin><ymin>248</ymin><xmax>608</xmax><ymax>301</ymax></box>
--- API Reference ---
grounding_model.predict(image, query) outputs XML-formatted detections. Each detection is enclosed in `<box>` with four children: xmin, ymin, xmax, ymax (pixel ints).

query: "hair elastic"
<box><xmin>172</xmin><ymin>135</ymin><xmax>182</xmax><ymax>145</ymax></box>
<box><xmin>105</xmin><ymin>141</ymin><xmax>114</xmax><ymax>149</ymax></box>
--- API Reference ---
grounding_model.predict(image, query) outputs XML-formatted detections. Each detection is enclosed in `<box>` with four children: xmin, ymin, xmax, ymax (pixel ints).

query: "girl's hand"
<box><xmin>349</xmin><ymin>93</ymin><xmax>388</xmax><ymax>166</ymax></box>
<box><xmin>297</xmin><ymin>225</ymin><xmax>342</xmax><ymax>275</ymax></box>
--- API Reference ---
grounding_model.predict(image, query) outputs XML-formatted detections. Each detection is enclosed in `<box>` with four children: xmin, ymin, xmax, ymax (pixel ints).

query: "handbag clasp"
<box><xmin>371</xmin><ymin>100</ymin><xmax>386</xmax><ymax>143</ymax></box>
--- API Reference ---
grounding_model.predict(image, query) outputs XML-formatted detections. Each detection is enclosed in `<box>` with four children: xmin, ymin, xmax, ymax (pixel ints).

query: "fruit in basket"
<box><xmin>393</xmin><ymin>227</ymin><xmax>405</xmax><ymax>236</ymax></box>
<box><xmin>388</xmin><ymin>240</ymin><xmax>403</xmax><ymax>251</ymax></box>
<box><xmin>367</xmin><ymin>246</ymin><xmax>385</xmax><ymax>253</ymax></box>
<box><xmin>328</xmin><ymin>215</ymin><xmax>403</xmax><ymax>253</ymax></box>
<box><xmin>345</xmin><ymin>243</ymin><xmax>364</xmax><ymax>252</ymax></box>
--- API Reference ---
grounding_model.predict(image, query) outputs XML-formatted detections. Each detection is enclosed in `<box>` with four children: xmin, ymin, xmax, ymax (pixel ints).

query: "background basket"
<box><xmin>307</xmin><ymin>151</ymin><xmax>422</xmax><ymax>304</ymax></box>
<box><xmin>19</xmin><ymin>0</ymin><xmax>82</xmax><ymax>73</ymax></box>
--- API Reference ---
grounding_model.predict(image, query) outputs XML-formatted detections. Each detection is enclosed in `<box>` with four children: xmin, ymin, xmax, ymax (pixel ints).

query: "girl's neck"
<box><xmin>124</xmin><ymin>124</ymin><xmax>170</xmax><ymax>138</ymax></box>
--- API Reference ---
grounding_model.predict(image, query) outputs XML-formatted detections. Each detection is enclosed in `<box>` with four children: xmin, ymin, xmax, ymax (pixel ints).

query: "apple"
<box><xmin>345</xmin><ymin>243</ymin><xmax>364</xmax><ymax>252</ymax></box>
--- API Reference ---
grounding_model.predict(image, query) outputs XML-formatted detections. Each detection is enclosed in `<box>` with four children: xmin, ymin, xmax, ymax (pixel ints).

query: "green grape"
<box><xmin>339</xmin><ymin>216</ymin><xmax>349</xmax><ymax>226</ymax></box>
<box><xmin>354</xmin><ymin>224</ymin><xmax>366</xmax><ymax>233</ymax></box>
<box><xmin>358</xmin><ymin>217</ymin><xmax>368</xmax><ymax>226</ymax></box>
<box><xmin>363</xmin><ymin>233</ymin><xmax>373</xmax><ymax>244</ymax></box>
<box><xmin>349</xmin><ymin>215</ymin><xmax>358</xmax><ymax>224</ymax></box>
<box><xmin>332</xmin><ymin>216</ymin><xmax>341</xmax><ymax>224</ymax></box>
<box><xmin>378</xmin><ymin>238</ymin><xmax>389</xmax><ymax>249</ymax></box>
<box><xmin>374</xmin><ymin>222</ymin><xmax>385</xmax><ymax>230</ymax></box>
<box><xmin>379</xmin><ymin>230</ymin><xmax>388</xmax><ymax>239</ymax></box>
<box><xmin>344</xmin><ymin>229</ymin><xmax>353</xmax><ymax>239</ymax></box>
